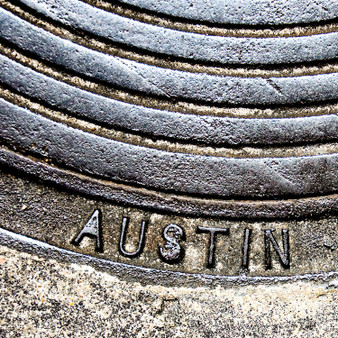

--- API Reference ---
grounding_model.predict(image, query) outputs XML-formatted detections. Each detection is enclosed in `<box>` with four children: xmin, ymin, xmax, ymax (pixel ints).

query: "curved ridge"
<box><xmin>3</xmin><ymin>40</ymin><xmax>336</xmax><ymax>117</ymax></box>
<box><xmin>1</xmin><ymin>99</ymin><xmax>338</xmax><ymax>198</ymax></box>
<box><xmin>1</xmin><ymin>55</ymin><xmax>338</xmax><ymax>147</ymax></box>
<box><xmin>1</xmin><ymin>228</ymin><xmax>337</xmax><ymax>284</ymax></box>
<box><xmin>1</xmin><ymin>147</ymin><xmax>338</xmax><ymax>219</ymax></box>
<box><xmin>82</xmin><ymin>0</ymin><xmax>338</xmax><ymax>37</ymax></box>
<box><xmin>116</xmin><ymin>0</ymin><xmax>338</xmax><ymax>26</ymax></box>
<box><xmin>13</xmin><ymin>0</ymin><xmax>338</xmax><ymax>65</ymax></box>
<box><xmin>0</xmin><ymin>0</ymin><xmax>337</xmax><ymax>223</ymax></box>
<box><xmin>1</xmin><ymin>8</ymin><xmax>338</xmax><ymax>106</ymax></box>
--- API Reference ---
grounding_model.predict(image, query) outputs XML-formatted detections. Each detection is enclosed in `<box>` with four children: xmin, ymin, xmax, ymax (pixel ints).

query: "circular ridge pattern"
<box><xmin>82</xmin><ymin>0</ymin><xmax>338</xmax><ymax>37</ymax></box>
<box><xmin>1</xmin><ymin>56</ymin><xmax>338</xmax><ymax>147</ymax></box>
<box><xmin>116</xmin><ymin>0</ymin><xmax>338</xmax><ymax>26</ymax></box>
<box><xmin>13</xmin><ymin>0</ymin><xmax>338</xmax><ymax>65</ymax></box>
<box><xmin>1</xmin><ymin>8</ymin><xmax>337</xmax><ymax>106</ymax></box>
<box><xmin>0</xmin><ymin>0</ymin><xmax>337</xmax><ymax>218</ymax></box>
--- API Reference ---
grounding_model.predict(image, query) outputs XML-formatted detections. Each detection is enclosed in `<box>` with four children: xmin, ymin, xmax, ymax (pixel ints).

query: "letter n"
<box><xmin>264</xmin><ymin>229</ymin><xmax>290</xmax><ymax>269</ymax></box>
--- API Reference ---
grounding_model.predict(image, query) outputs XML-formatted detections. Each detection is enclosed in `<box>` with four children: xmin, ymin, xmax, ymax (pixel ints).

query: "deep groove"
<box><xmin>1</xmin><ymin>85</ymin><xmax>337</xmax><ymax>156</ymax></box>
<box><xmin>1</xmin><ymin>144</ymin><xmax>338</xmax><ymax>204</ymax></box>
<box><xmin>3</xmin><ymin>1</ymin><xmax>338</xmax><ymax>73</ymax></box>
<box><xmin>1</xmin><ymin>40</ymin><xmax>338</xmax><ymax>112</ymax></box>
<box><xmin>1</xmin><ymin>0</ymin><xmax>337</xmax><ymax>223</ymax></box>
<box><xmin>92</xmin><ymin>0</ymin><xmax>338</xmax><ymax>31</ymax></box>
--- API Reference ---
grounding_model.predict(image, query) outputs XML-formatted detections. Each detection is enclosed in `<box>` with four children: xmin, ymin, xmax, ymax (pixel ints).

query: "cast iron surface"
<box><xmin>0</xmin><ymin>0</ymin><xmax>336</xmax><ymax>283</ymax></box>
<box><xmin>1</xmin><ymin>227</ymin><xmax>337</xmax><ymax>287</ymax></box>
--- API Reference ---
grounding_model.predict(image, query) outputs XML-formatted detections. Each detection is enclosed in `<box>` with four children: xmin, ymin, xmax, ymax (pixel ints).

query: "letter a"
<box><xmin>71</xmin><ymin>209</ymin><xmax>103</xmax><ymax>252</ymax></box>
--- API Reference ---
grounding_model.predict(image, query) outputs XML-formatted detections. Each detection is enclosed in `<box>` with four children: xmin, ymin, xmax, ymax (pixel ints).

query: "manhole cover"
<box><xmin>0</xmin><ymin>0</ymin><xmax>337</xmax><ymax>286</ymax></box>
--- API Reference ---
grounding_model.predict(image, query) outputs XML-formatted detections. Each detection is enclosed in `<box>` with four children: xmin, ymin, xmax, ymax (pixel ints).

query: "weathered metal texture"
<box><xmin>0</xmin><ymin>0</ymin><xmax>337</xmax><ymax>285</ymax></box>
<box><xmin>117</xmin><ymin>0</ymin><xmax>338</xmax><ymax>25</ymax></box>
<box><xmin>0</xmin><ymin>169</ymin><xmax>337</xmax><ymax>282</ymax></box>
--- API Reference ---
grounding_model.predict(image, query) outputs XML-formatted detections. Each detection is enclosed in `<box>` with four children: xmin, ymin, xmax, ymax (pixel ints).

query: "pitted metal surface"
<box><xmin>116</xmin><ymin>0</ymin><xmax>338</xmax><ymax>25</ymax></box>
<box><xmin>0</xmin><ymin>0</ymin><xmax>336</xmax><ymax>284</ymax></box>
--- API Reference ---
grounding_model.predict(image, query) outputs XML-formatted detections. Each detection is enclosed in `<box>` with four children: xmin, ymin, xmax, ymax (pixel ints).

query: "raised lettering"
<box><xmin>197</xmin><ymin>226</ymin><xmax>229</xmax><ymax>268</ymax></box>
<box><xmin>241</xmin><ymin>228</ymin><xmax>252</xmax><ymax>269</ymax></box>
<box><xmin>71</xmin><ymin>209</ymin><xmax>103</xmax><ymax>252</ymax></box>
<box><xmin>159</xmin><ymin>224</ymin><xmax>185</xmax><ymax>263</ymax></box>
<box><xmin>265</xmin><ymin>229</ymin><xmax>290</xmax><ymax>269</ymax></box>
<box><xmin>119</xmin><ymin>217</ymin><xmax>147</xmax><ymax>258</ymax></box>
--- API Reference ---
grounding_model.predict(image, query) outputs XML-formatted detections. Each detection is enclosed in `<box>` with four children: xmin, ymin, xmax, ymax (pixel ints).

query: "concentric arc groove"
<box><xmin>1</xmin><ymin>55</ymin><xmax>338</xmax><ymax>147</ymax></box>
<box><xmin>12</xmin><ymin>0</ymin><xmax>338</xmax><ymax>66</ymax></box>
<box><xmin>1</xmin><ymin>8</ymin><xmax>338</xmax><ymax>107</ymax></box>
<box><xmin>116</xmin><ymin>0</ymin><xmax>338</xmax><ymax>26</ymax></box>
<box><xmin>2</xmin><ymin>0</ymin><xmax>338</xmax><ymax>78</ymax></box>
<box><xmin>83</xmin><ymin>0</ymin><xmax>338</xmax><ymax>37</ymax></box>
<box><xmin>3</xmin><ymin>40</ymin><xmax>337</xmax><ymax>119</ymax></box>
<box><xmin>1</xmin><ymin>147</ymin><xmax>338</xmax><ymax>219</ymax></box>
<box><xmin>1</xmin><ymin>99</ymin><xmax>338</xmax><ymax>199</ymax></box>
<box><xmin>3</xmin><ymin>84</ymin><xmax>338</xmax><ymax>159</ymax></box>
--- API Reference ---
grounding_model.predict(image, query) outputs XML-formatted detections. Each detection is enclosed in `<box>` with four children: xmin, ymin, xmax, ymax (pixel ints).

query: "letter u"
<box><xmin>119</xmin><ymin>217</ymin><xmax>147</xmax><ymax>258</ymax></box>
